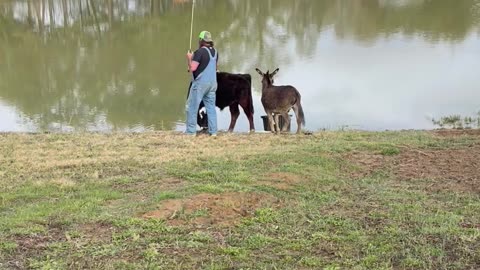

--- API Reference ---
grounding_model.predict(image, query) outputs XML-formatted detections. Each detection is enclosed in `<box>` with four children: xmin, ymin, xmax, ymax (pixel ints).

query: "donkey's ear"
<box><xmin>270</xmin><ymin>68</ymin><xmax>279</xmax><ymax>77</ymax></box>
<box><xmin>255</xmin><ymin>68</ymin><xmax>264</xmax><ymax>76</ymax></box>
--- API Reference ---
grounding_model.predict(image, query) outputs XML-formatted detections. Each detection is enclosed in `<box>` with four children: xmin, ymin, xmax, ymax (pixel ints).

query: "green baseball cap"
<box><xmin>199</xmin><ymin>31</ymin><xmax>213</xmax><ymax>42</ymax></box>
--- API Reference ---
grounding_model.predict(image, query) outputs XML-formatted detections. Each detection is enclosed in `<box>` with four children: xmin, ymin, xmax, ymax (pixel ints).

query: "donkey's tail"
<box><xmin>296</xmin><ymin>96</ymin><xmax>306</xmax><ymax>126</ymax></box>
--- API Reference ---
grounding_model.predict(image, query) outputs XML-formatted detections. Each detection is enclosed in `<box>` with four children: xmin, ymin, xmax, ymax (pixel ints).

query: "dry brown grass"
<box><xmin>1</xmin><ymin>132</ymin><xmax>312</xmax><ymax>190</ymax></box>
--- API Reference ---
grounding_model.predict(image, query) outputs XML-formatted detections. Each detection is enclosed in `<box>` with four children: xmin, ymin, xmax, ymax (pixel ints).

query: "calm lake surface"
<box><xmin>1</xmin><ymin>0</ymin><xmax>479</xmax><ymax>132</ymax></box>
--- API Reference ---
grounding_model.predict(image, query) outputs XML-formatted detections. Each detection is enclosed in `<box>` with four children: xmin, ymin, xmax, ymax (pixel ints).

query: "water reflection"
<box><xmin>0</xmin><ymin>0</ymin><xmax>479</xmax><ymax>132</ymax></box>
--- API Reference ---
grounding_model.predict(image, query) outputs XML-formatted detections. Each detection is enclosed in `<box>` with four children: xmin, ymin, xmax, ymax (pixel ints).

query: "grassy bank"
<box><xmin>1</xmin><ymin>130</ymin><xmax>479</xmax><ymax>269</ymax></box>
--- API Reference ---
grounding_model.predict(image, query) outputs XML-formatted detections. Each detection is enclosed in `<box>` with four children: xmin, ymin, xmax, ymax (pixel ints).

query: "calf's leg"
<box><xmin>228</xmin><ymin>104</ymin><xmax>240</xmax><ymax>132</ymax></box>
<box><xmin>239</xmin><ymin>98</ymin><xmax>255</xmax><ymax>132</ymax></box>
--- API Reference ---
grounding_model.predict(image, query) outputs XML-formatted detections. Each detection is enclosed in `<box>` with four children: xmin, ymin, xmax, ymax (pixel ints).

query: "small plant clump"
<box><xmin>431</xmin><ymin>111</ymin><xmax>480</xmax><ymax>129</ymax></box>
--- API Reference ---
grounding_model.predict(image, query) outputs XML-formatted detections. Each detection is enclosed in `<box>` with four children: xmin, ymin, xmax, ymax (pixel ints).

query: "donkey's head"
<box><xmin>255</xmin><ymin>68</ymin><xmax>279</xmax><ymax>87</ymax></box>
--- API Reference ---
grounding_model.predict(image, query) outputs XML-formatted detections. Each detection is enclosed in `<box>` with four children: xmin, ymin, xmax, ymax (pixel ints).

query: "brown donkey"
<box><xmin>255</xmin><ymin>68</ymin><xmax>305</xmax><ymax>134</ymax></box>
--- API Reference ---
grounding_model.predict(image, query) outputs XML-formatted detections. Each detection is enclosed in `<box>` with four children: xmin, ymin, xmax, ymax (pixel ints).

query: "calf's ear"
<box><xmin>255</xmin><ymin>68</ymin><xmax>264</xmax><ymax>76</ymax></box>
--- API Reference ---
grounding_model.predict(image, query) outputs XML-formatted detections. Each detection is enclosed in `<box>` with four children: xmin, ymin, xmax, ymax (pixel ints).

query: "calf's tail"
<box><xmin>245</xmin><ymin>75</ymin><xmax>254</xmax><ymax>114</ymax></box>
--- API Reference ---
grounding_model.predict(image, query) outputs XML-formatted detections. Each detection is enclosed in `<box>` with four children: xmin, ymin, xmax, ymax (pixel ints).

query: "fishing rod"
<box><xmin>189</xmin><ymin>0</ymin><xmax>196</xmax><ymax>53</ymax></box>
<box><xmin>187</xmin><ymin>0</ymin><xmax>196</xmax><ymax>73</ymax></box>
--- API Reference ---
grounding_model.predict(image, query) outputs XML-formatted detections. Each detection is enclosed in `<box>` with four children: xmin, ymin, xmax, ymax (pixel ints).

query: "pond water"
<box><xmin>1</xmin><ymin>0</ymin><xmax>479</xmax><ymax>132</ymax></box>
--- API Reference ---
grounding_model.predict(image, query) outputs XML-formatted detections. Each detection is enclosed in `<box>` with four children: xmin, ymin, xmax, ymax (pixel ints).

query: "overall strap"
<box><xmin>203</xmin><ymin>47</ymin><xmax>216</xmax><ymax>60</ymax></box>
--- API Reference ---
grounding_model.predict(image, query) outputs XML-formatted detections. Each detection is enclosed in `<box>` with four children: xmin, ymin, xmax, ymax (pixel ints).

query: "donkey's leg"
<box><xmin>266</xmin><ymin>111</ymin><xmax>275</xmax><ymax>133</ymax></box>
<box><xmin>292</xmin><ymin>104</ymin><xmax>302</xmax><ymax>134</ymax></box>
<box><xmin>281</xmin><ymin>112</ymin><xmax>290</xmax><ymax>133</ymax></box>
<box><xmin>228</xmin><ymin>104</ymin><xmax>240</xmax><ymax>132</ymax></box>
<box><xmin>274</xmin><ymin>114</ymin><xmax>281</xmax><ymax>134</ymax></box>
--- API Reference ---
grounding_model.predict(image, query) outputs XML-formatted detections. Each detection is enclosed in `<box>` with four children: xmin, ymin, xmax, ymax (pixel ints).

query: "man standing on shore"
<box><xmin>185</xmin><ymin>31</ymin><xmax>218</xmax><ymax>136</ymax></box>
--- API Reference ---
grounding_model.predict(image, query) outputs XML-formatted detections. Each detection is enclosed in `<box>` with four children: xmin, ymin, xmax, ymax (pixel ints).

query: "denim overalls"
<box><xmin>185</xmin><ymin>47</ymin><xmax>218</xmax><ymax>135</ymax></box>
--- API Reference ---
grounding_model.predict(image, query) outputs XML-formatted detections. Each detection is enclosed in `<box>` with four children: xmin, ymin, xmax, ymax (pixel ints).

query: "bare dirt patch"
<box><xmin>4</xmin><ymin>227</ymin><xmax>65</xmax><ymax>269</ymax></box>
<box><xmin>76</xmin><ymin>222</ymin><xmax>116</xmax><ymax>243</ymax></box>
<box><xmin>142</xmin><ymin>192</ymin><xmax>281</xmax><ymax>227</ymax></box>
<box><xmin>15</xmin><ymin>233</ymin><xmax>57</xmax><ymax>253</ymax></box>
<box><xmin>258</xmin><ymin>172</ymin><xmax>305</xmax><ymax>190</ymax></box>
<box><xmin>107</xmin><ymin>177</ymin><xmax>186</xmax><ymax>213</ymax></box>
<box><xmin>344</xmin><ymin>144</ymin><xmax>480</xmax><ymax>193</ymax></box>
<box><xmin>432</xmin><ymin>129</ymin><xmax>480</xmax><ymax>138</ymax></box>
<box><xmin>157</xmin><ymin>177</ymin><xmax>185</xmax><ymax>190</ymax></box>
<box><xmin>343</xmin><ymin>152</ymin><xmax>388</xmax><ymax>179</ymax></box>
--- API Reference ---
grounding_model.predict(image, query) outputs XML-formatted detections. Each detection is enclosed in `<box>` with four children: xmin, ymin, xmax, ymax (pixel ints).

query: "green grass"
<box><xmin>0</xmin><ymin>131</ymin><xmax>479</xmax><ymax>269</ymax></box>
